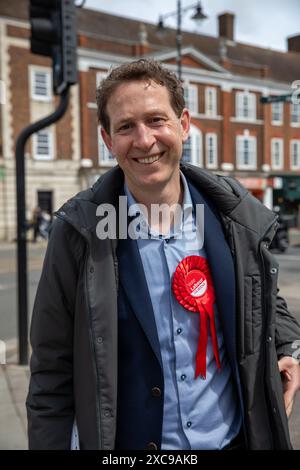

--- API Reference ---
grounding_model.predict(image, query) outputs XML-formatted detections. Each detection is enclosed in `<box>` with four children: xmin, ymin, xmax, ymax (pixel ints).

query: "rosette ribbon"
<box><xmin>172</xmin><ymin>255</ymin><xmax>221</xmax><ymax>379</ymax></box>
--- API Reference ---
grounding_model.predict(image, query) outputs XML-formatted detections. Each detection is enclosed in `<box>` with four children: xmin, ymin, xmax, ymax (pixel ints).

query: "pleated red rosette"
<box><xmin>172</xmin><ymin>255</ymin><xmax>221</xmax><ymax>379</ymax></box>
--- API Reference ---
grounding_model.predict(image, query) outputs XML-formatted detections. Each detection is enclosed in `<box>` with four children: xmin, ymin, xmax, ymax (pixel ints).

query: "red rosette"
<box><xmin>172</xmin><ymin>255</ymin><xmax>221</xmax><ymax>379</ymax></box>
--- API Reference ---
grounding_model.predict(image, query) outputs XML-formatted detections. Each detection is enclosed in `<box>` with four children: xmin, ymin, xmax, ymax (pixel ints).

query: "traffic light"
<box><xmin>29</xmin><ymin>0</ymin><xmax>77</xmax><ymax>94</ymax></box>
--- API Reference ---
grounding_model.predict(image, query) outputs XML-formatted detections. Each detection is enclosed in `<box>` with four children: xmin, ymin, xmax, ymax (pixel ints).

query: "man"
<box><xmin>26</xmin><ymin>59</ymin><xmax>300</xmax><ymax>450</ymax></box>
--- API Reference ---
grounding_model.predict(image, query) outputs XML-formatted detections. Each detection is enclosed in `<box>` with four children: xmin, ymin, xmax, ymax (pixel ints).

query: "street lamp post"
<box><xmin>157</xmin><ymin>1</ymin><xmax>208</xmax><ymax>81</ymax></box>
<box><xmin>176</xmin><ymin>0</ymin><xmax>182</xmax><ymax>82</ymax></box>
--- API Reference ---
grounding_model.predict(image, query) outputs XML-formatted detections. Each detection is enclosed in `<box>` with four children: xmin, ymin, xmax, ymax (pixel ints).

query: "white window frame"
<box><xmin>30</xmin><ymin>67</ymin><xmax>52</xmax><ymax>102</ymax></box>
<box><xmin>182</xmin><ymin>124</ymin><xmax>202</xmax><ymax>166</ymax></box>
<box><xmin>184</xmin><ymin>84</ymin><xmax>198</xmax><ymax>115</ymax></box>
<box><xmin>290</xmin><ymin>140</ymin><xmax>300</xmax><ymax>170</ymax></box>
<box><xmin>291</xmin><ymin>103</ymin><xmax>300</xmax><ymax>126</ymax></box>
<box><xmin>236</xmin><ymin>134</ymin><xmax>257</xmax><ymax>170</ymax></box>
<box><xmin>96</xmin><ymin>71</ymin><xmax>108</xmax><ymax>88</ymax></box>
<box><xmin>271</xmin><ymin>102</ymin><xmax>283</xmax><ymax>125</ymax></box>
<box><xmin>205</xmin><ymin>133</ymin><xmax>218</xmax><ymax>169</ymax></box>
<box><xmin>235</xmin><ymin>91</ymin><xmax>256</xmax><ymax>121</ymax></box>
<box><xmin>271</xmin><ymin>138</ymin><xmax>284</xmax><ymax>170</ymax></box>
<box><xmin>205</xmin><ymin>87</ymin><xmax>217</xmax><ymax>117</ymax></box>
<box><xmin>33</xmin><ymin>129</ymin><xmax>53</xmax><ymax>160</ymax></box>
<box><xmin>98</xmin><ymin>126</ymin><xmax>115</xmax><ymax>166</ymax></box>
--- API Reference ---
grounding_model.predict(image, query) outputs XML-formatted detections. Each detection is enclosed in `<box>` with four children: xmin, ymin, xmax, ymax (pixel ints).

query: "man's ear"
<box><xmin>180</xmin><ymin>108</ymin><xmax>191</xmax><ymax>142</ymax></box>
<box><xmin>100</xmin><ymin>127</ymin><xmax>112</xmax><ymax>151</ymax></box>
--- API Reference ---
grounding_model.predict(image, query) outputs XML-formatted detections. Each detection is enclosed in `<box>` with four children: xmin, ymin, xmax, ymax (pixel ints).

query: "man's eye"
<box><xmin>118</xmin><ymin>123</ymin><xmax>131</xmax><ymax>131</ymax></box>
<box><xmin>150</xmin><ymin>117</ymin><xmax>165</xmax><ymax>124</ymax></box>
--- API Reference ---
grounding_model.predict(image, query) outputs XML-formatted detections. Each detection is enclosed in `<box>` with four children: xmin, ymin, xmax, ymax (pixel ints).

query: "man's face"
<box><xmin>101</xmin><ymin>79</ymin><xmax>190</xmax><ymax>195</ymax></box>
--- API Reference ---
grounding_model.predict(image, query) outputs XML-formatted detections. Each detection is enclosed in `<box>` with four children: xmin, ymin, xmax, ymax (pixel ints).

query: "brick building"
<box><xmin>0</xmin><ymin>1</ymin><xmax>300</xmax><ymax>240</ymax></box>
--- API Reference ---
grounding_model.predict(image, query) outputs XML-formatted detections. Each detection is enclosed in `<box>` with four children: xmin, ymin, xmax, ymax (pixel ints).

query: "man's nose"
<box><xmin>132</xmin><ymin>124</ymin><xmax>155</xmax><ymax>149</ymax></box>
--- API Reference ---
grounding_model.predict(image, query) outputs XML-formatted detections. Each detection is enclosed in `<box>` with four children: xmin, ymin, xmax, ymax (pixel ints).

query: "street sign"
<box><xmin>260</xmin><ymin>94</ymin><xmax>292</xmax><ymax>104</ymax></box>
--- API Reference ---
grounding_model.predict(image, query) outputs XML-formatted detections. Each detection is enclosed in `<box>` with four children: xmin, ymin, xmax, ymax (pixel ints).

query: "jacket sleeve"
<box><xmin>275</xmin><ymin>291</ymin><xmax>300</xmax><ymax>361</ymax></box>
<box><xmin>26</xmin><ymin>218</ymin><xmax>85</xmax><ymax>449</ymax></box>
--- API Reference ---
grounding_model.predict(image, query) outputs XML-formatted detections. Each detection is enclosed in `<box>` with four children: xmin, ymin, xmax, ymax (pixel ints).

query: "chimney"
<box><xmin>287</xmin><ymin>34</ymin><xmax>300</xmax><ymax>53</ymax></box>
<box><xmin>138</xmin><ymin>23</ymin><xmax>148</xmax><ymax>46</ymax></box>
<box><xmin>218</xmin><ymin>12</ymin><xmax>235</xmax><ymax>42</ymax></box>
<box><xmin>133</xmin><ymin>23</ymin><xmax>150</xmax><ymax>56</ymax></box>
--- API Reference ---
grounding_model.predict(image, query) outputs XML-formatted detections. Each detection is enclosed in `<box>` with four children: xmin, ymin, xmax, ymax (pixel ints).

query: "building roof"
<box><xmin>1</xmin><ymin>0</ymin><xmax>300</xmax><ymax>85</ymax></box>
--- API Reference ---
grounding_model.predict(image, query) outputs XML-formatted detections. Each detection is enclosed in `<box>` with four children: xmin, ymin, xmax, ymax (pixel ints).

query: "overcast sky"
<box><xmin>83</xmin><ymin>0</ymin><xmax>300</xmax><ymax>52</ymax></box>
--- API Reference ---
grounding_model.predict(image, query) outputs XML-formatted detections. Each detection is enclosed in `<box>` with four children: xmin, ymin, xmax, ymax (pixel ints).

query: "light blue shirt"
<box><xmin>124</xmin><ymin>173</ymin><xmax>241</xmax><ymax>450</ymax></box>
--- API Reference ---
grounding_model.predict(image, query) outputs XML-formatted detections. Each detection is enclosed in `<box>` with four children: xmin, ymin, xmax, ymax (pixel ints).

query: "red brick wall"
<box><xmin>7</xmin><ymin>25</ymin><xmax>29</xmax><ymax>39</ymax></box>
<box><xmin>221</xmin><ymin>90</ymin><xmax>232</xmax><ymax>165</ymax></box>
<box><xmin>181</xmin><ymin>56</ymin><xmax>210</xmax><ymax>69</ymax></box>
<box><xmin>262</xmin><ymin>99</ymin><xmax>271</xmax><ymax>168</ymax></box>
<box><xmin>79</xmin><ymin>69</ymin><xmax>100</xmax><ymax>167</ymax></box>
<box><xmin>9</xmin><ymin>45</ymin><xmax>44</xmax><ymax>155</ymax></box>
<box><xmin>55</xmin><ymin>94</ymin><xmax>73</xmax><ymax>160</ymax></box>
<box><xmin>78</xmin><ymin>35</ymin><xmax>132</xmax><ymax>56</ymax></box>
<box><xmin>9</xmin><ymin>44</ymin><xmax>73</xmax><ymax>160</ymax></box>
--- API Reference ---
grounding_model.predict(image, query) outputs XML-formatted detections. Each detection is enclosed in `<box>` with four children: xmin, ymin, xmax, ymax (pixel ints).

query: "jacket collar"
<box><xmin>55</xmin><ymin>163</ymin><xmax>276</xmax><ymax>241</ymax></box>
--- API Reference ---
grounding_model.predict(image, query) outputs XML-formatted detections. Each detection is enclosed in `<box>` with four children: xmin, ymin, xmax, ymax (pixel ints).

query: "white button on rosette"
<box><xmin>185</xmin><ymin>270</ymin><xmax>207</xmax><ymax>298</ymax></box>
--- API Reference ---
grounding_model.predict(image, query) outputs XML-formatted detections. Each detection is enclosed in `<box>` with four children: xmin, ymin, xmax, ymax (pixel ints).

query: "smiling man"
<box><xmin>27</xmin><ymin>59</ymin><xmax>300</xmax><ymax>450</ymax></box>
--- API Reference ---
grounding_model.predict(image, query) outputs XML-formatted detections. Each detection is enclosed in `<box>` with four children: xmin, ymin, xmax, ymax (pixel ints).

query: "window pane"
<box><xmin>206</xmin><ymin>88</ymin><xmax>216</xmax><ymax>116</ymax></box>
<box><xmin>291</xmin><ymin>103</ymin><xmax>300</xmax><ymax>123</ymax></box>
<box><xmin>236</xmin><ymin>136</ymin><xmax>256</xmax><ymax>168</ymax></box>
<box><xmin>36</xmin><ymin>131</ymin><xmax>51</xmax><ymax>157</ymax></box>
<box><xmin>236</xmin><ymin>92</ymin><xmax>256</xmax><ymax>120</ymax></box>
<box><xmin>243</xmin><ymin>140</ymin><xmax>249</xmax><ymax>165</ymax></box>
<box><xmin>243</xmin><ymin>95</ymin><xmax>249</xmax><ymax>118</ymax></box>
<box><xmin>34</xmin><ymin>71</ymin><xmax>48</xmax><ymax>96</ymax></box>
<box><xmin>272</xmin><ymin>102</ymin><xmax>282</xmax><ymax>122</ymax></box>
<box><xmin>184</xmin><ymin>85</ymin><xmax>198</xmax><ymax>114</ymax></box>
<box><xmin>292</xmin><ymin>142</ymin><xmax>299</xmax><ymax>167</ymax></box>
<box><xmin>182</xmin><ymin>137</ymin><xmax>191</xmax><ymax>162</ymax></box>
<box><xmin>206</xmin><ymin>134</ymin><xmax>217</xmax><ymax>167</ymax></box>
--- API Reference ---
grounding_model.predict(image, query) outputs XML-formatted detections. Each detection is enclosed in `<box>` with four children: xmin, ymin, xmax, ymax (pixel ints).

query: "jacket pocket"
<box><xmin>244</xmin><ymin>275</ymin><xmax>263</xmax><ymax>355</ymax></box>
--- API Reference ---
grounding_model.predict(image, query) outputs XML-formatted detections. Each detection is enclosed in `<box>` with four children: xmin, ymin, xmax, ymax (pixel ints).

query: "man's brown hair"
<box><xmin>96</xmin><ymin>59</ymin><xmax>185</xmax><ymax>134</ymax></box>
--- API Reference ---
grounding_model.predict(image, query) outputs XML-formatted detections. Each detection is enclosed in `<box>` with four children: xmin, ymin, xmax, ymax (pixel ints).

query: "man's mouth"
<box><xmin>133</xmin><ymin>152</ymin><xmax>164</xmax><ymax>164</ymax></box>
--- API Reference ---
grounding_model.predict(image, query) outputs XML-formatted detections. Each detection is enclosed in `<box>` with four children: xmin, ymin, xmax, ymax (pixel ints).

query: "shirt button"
<box><xmin>151</xmin><ymin>387</ymin><xmax>162</xmax><ymax>397</ymax></box>
<box><xmin>147</xmin><ymin>442</ymin><xmax>158</xmax><ymax>450</ymax></box>
<box><xmin>187</xmin><ymin>421</ymin><xmax>192</xmax><ymax>428</ymax></box>
<box><xmin>177</xmin><ymin>328</ymin><xmax>182</xmax><ymax>335</ymax></box>
<box><xmin>181</xmin><ymin>374</ymin><xmax>186</xmax><ymax>381</ymax></box>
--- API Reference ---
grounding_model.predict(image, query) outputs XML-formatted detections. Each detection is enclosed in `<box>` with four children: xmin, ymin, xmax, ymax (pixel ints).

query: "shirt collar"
<box><xmin>124</xmin><ymin>171</ymin><xmax>194</xmax><ymax>239</ymax></box>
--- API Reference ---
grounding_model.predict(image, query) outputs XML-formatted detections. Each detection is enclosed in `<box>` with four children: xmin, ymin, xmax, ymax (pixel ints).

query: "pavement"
<box><xmin>0</xmin><ymin>340</ymin><xmax>29</xmax><ymax>450</ymax></box>
<box><xmin>289</xmin><ymin>227</ymin><xmax>300</xmax><ymax>247</ymax></box>
<box><xmin>0</xmin><ymin>229</ymin><xmax>300</xmax><ymax>450</ymax></box>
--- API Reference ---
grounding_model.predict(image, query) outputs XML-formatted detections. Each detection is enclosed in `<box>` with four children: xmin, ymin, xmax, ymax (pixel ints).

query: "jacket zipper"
<box><xmin>220</xmin><ymin>216</ymin><xmax>248</xmax><ymax>447</ymax></box>
<box><xmin>84</xmin><ymin>246</ymin><xmax>103</xmax><ymax>450</ymax></box>
<box><xmin>258</xmin><ymin>217</ymin><xmax>278</xmax><ymax>448</ymax></box>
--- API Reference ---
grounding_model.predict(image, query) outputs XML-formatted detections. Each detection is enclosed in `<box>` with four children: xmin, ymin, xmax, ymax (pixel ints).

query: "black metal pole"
<box><xmin>176</xmin><ymin>0</ymin><xmax>182</xmax><ymax>81</ymax></box>
<box><xmin>15</xmin><ymin>88</ymin><xmax>70</xmax><ymax>365</ymax></box>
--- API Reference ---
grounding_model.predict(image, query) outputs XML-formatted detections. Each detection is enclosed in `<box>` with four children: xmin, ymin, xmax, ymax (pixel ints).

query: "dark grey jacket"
<box><xmin>26</xmin><ymin>163</ymin><xmax>300</xmax><ymax>450</ymax></box>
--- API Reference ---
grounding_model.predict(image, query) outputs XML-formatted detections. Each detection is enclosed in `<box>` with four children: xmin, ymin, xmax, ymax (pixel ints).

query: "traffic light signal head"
<box><xmin>29</xmin><ymin>0</ymin><xmax>77</xmax><ymax>94</ymax></box>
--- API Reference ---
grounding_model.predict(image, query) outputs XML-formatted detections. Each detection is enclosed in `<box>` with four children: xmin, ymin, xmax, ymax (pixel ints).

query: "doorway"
<box><xmin>37</xmin><ymin>190</ymin><xmax>53</xmax><ymax>216</ymax></box>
